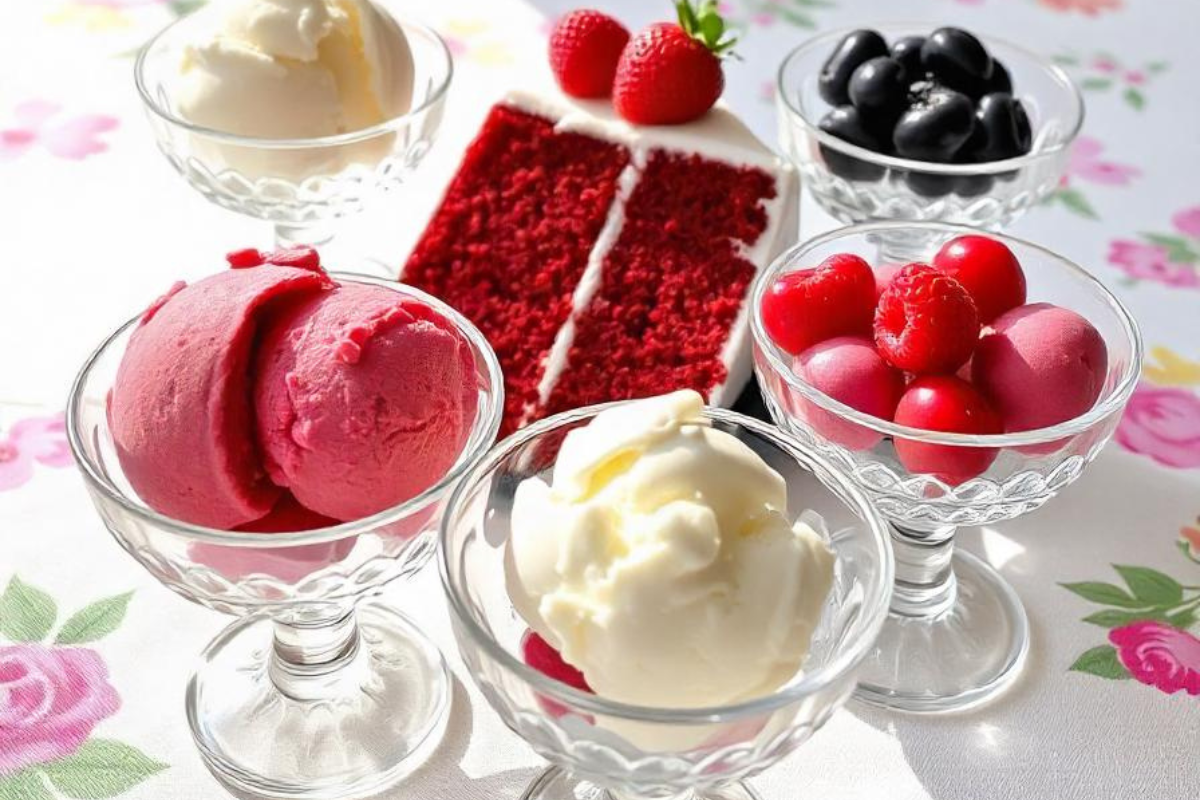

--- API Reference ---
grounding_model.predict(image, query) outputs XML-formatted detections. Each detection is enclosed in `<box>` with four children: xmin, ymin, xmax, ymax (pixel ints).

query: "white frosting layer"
<box><xmin>501</xmin><ymin>90</ymin><xmax>800</xmax><ymax>416</ymax></box>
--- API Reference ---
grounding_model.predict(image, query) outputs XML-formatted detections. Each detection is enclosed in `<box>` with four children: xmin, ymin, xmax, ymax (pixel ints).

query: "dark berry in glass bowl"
<box><xmin>819</xmin><ymin>29</ymin><xmax>889</xmax><ymax>106</ymax></box>
<box><xmin>818</xmin><ymin>106</ymin><xmax>888</xmax><ymax>181</ymax></box>
<box><xmin>954</xmin><ymin>171</ymin><xmax>997</xmax><ymax>198</ymax></box>
<box><xmin>921</xmin><ymin>27</ymin><xmax>994</xmax><ymax>98</ymax></box>
<box><xmin>986</xmin><ymin>59</ymin><xmax>1013</xmax><ymax>94</ymax></box>
<box><xmin>891</xmin><ymin>36</ymin><xmax>927</xmax><ymax>78</ymax></box>
<box><xmin>900</xmin><ymin>169</ymin><xmax>958</xmax><ymax>198</ymax></box>
<box><xmin>893</xmin><ymin>87</ymin><xmax>977</xmax><ymax>162</ymax></box>
<box><xmin>849</xmin><ymin>56</ymin><xmax>910</xmax><ymax>125</ymax></box>
<box><xmin>971</xmin><ymin>93</ymin><xmax>1033</xmax><ymax>161</ymax></box>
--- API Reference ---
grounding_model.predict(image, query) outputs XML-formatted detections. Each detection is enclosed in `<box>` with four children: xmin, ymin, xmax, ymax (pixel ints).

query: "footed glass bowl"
<box><xmin>440</xmin><ymin>403</ymin><xmax>893</xmax><ymax>800</ymax></box>
<box><xmin>135</xmin><ymin>4</ymin><xmax>451</xmax><ymax>264</ymax></box>
<box><xmin>778</xmin><ymin>24</ymin><xmax>1083</xmax><ymax>242</ymax></box>
<box><xmin>67</xmin><ymin>276</ymin><xmax>503</xmax><ymax>800</ymax></box>
<box><xmin>751</xmin><ymin>222</ymin><xmax>1141</xmax><ymax>713</ymax></box>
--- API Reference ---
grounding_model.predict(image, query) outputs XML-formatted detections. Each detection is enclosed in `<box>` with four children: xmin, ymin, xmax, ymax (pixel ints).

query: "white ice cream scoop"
<box><xmin>506</xmin><ymin>389</ymin><xmax>835</xmax><ymax>709</ymax></box>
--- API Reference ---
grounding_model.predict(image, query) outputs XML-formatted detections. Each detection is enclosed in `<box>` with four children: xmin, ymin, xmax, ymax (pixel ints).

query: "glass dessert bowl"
<box><xmin>777</xmin><ymin>24</ymin><xmax>1083</xmax><ymax>244</ymax></box>
<box><xmin>67</xmin><ymin>275</ymin><xmax>503</xmax><ymax>800</ymax></box>
<box><xmin>440</xmin><ymin>401</ymin><xmax>893</xmax><ymax>800</ymax></box>
<box><xmin>751</xmin><ymin>222</ymin><xmax>1142</xmax><ymax>714</ymax></box>
<box><xmin>134</xmin><ymin>2</ymin><xmax>452</xmax><ymax>271</ymax></box>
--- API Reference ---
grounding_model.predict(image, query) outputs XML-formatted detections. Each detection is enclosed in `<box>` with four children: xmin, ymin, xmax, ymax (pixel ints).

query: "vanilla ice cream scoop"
<box><xmin>176</xmin><ymin>0</ymin><xmax>413</xmax><ymax>138</ymax></box>
<box><xmin>506</xmin><ymin>390</ymin><xmax>835</xmax><ymax>709</ymax></box>
<box><xmin>169</xmin><ymin>0</ymin><xmax>414</xmax><ymax>179</ymax></box>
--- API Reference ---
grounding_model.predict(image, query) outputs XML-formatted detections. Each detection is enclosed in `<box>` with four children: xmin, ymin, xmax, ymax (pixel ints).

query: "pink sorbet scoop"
<box><xmin>254</xmin><ymin>283</ymin><xmax>479</xmax><ymax>522</ymax></box>
<box><xmin>109</xmin><ymin>266</ymin><xmax>333</xmax><ymax>529</ymax></box>
<box><xmin>972</xmin><ymin>302</ymin><xmax>1109</xmax><ymax>432</ymax></box>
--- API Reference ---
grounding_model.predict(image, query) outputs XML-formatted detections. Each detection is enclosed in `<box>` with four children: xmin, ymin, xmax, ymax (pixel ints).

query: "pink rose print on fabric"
<box><xmin>1107</xmin><ymin>205</ymin><xmax>1200</xmax><ymax>289</ymax></box>
<box><xmin>0</xmin><ymin>415</ymin><xmax>74</xmax><ymax>492</ymax></box>
<box><xmin>1116</xmin><ymin>385</ymin><xmax>1200</xmax><ymax>468</ymax></box>
<box><xmin>1045</xmin><ymin>137</ymin><xmax>1139</xmax><ymax>219</ymax></box>
<box><xmin>1107</xmin><ymin>241</ymin><xmax>1200</xmax><ymax>288</ymax></box>
<box><xmin>0</xmin><ymin>576</ymin><xmax>165</xmax><ymax>794</ymax></box>
<box><xmin>1038</xmin><ymin>0</ymin><xmax>1122</xmax><ymax>15</ymax></box>
<box><xmin>0</xmin><ymin>101</ymin><xmax>118</xmax><ymax>162</ymax></box>
<box><xmin>0</xmin><ymin>645</ymin><xmax>120</xmax><ymax>776</ymax></box>
<box><xmin>1064</xmin><ymin>560</ymin><xmax>1200</xmax><ymax>690</ymax></box>
<box><xmin>1065</xmin><ymin>137</ymin><xmax>1139</xmax><ymax>186</ymax></box>
<box><xmin>1173</xmin><ymin>207</ymin><xmax>1200</xmax><ymax>240</ymax></box>
<box><xmin>1110</xmin><ymin>622</ymin><xmax>1200</xmax><ymax>696</ymax></box>
<box><xmin>1054</xmin><ymin>51</ymin><xmax>1165</xmax><ymax>110</ymax></box>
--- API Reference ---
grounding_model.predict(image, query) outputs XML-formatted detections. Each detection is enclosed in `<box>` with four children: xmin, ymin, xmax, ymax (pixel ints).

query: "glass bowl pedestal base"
<box><xmin>187</xmin><ymin>603</ymin><xmax>450</xmax><ymax>800</ymax></box>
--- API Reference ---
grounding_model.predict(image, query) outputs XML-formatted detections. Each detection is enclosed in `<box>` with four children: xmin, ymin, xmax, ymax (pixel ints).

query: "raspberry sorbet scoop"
<box><xmin>254</xmin><ymin>283</ymin><xmax>479</xmax><ymax>522</ymax></box>
<box><xmin>109</xmin><ymin>266</ymin><xmax>333</xmax><ymax>529</ymax></box>
<box><xmin>972</xmin><ymin>303</ymin><xmax>1108</xmax><ymax>432</ymax></box>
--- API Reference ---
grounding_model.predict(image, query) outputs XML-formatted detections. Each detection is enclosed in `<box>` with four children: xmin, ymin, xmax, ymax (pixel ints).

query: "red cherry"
<box><xmin>761</xmin><ymin>253</ymin><xmax>875</xmax><ymax>355</ymax></box>
<box><xmin>932</xmin><ymin>235</ymin><xmax>1026</xmax><ymax>324</ymax></box>
<box><xmin>893</xmin><ymin>375</ymin><xmax>1002</xmax><ymax>485</ymax></box>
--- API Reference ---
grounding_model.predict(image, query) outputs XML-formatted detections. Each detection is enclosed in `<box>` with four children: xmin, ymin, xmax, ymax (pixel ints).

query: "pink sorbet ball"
<box><xmin>254</xmin><ymin>284</ymin><xmax>479</xmax><ymax>522</ymax></box>
<box><xmin>972</xmin><ymin>303</ymin><xmax>1108</xmax><ymax>433</ymax></box>
<box><xmin>794</xmin><ymin>336</ymin><xmax>906</xmax><ymax>450</ymax></box>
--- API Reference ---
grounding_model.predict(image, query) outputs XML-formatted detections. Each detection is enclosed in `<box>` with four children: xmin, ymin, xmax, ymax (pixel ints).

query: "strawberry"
<box><xmin>549</xmin><ymin>10</ymin><xmax>630</xmax><ymax>99</ymax></box>
<box><xmin>613</xmin><ymin>1</ymin><xmax>736</xmax><ymax>125</ymax></box>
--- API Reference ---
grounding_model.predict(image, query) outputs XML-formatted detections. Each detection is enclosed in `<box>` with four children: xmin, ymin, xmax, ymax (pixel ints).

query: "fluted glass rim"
<box><xmin>777</xmin><ymin>23</ymin><xmax>1085</xmax><ymax>177</ymax></box>
<box><xmin>66</xmin><ymin>273</ymin><xmax>504</xmax><ymax>548</ymax></box>
<box><xmin>750</xmin><ymin>221</ymin><xmax>1143</xmax><ymax>448</ymax></box>
<box><xmin>134</xmin><ymin>6</ymin><xmax>453</xmax><ymax>149</ymax></box>
<box><xmin>439</xmin><ymin>401</ymin><xmax>895</xmax><ymax>725</ymax></box>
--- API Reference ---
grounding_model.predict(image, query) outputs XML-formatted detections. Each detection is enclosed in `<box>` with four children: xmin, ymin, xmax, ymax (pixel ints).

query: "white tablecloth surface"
<box><xmin>2</xmin><ymin>0</ymin><xmax>1198</xmax><ymax>798</ymax></box>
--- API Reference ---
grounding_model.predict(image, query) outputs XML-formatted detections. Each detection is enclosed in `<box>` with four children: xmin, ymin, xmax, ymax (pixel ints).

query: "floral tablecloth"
<box><xmin>2</xmin><ymin>0</ymin><xmax>1197</xmax><ymax>798</ymax></box>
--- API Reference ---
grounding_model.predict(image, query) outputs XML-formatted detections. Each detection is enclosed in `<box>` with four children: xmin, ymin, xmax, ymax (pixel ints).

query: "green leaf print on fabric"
<box><xmin>41</xmin><ymin>741</ymin><xmax>167</xmax><ymax>800</ymax></box>
<box><xmin>1112</xmin><ymin>565</ymin><xmax>1183</xmax><ymax>606</ymax></box>
<box><xmin>1059</xmin><ymin>581</ymin><xmax>1144</xmax><ymax>608</ymax></box>
<box><xmin>1069</xmin><ymin>645</ymin><xmax>1132</xmax><ymax>680</ymax></box>
<box><xmin>1063</xmin><ymin>549</ymin><xmax>1200</xmax><ymax>694</ymax></box>
<box><xmin>0</xmin><ymin>771</ymin><xmax>55</xmax><ymax>800</ymax></box>
<box><xmin>0</xmin><ymin>576</ymin><xmax>58</xmax><ymax>642</ymax></box>
<box><xmin>54</xmin><ymin>594</ymin><xmax>134</xmax><ymax>646</ymax></box>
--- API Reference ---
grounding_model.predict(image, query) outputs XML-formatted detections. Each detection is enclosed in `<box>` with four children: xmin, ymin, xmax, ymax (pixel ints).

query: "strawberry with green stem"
<box><xmin>613</xmin><ymin>1</ymin><xmax>737</xmax><ymax>125</ymax></box>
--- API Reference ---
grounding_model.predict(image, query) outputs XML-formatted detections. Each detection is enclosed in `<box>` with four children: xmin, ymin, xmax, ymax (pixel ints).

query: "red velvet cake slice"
<box><xmin>403</xmin><ymin>92</ymin><xmax>799</xmax><ymax>433</ymax></box>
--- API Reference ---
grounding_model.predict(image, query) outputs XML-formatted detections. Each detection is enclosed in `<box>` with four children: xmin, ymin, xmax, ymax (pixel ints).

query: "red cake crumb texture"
<box><xmin>542</xmin><ymin>150</ymin><xmax>774</xmax><ymax>417</ymax></box>
<box><xmin>404</xmin><ymin>106</ymin><xmax>628</xmax><ymax>434</ymax></box>
<box><xmin>762</xmin><ymin>235</ymin><xmax>1110</xmax><ymax>484</ymax></box>
<box><xmin>404</xmin><ymin>100</ymin><xmax>787</xmax><ymax>434</ymax></box>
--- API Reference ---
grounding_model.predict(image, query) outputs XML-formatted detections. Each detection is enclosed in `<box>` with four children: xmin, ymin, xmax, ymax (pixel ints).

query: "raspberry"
<box><xmin>874</xmin><ymin>263</ymin><xmax>980</xmax><ymax>373</ymax></box>
<box><xmin>761</xmin><ymin>253</ymin><xmax>876</xmax><ymax>355</ymax></box>
<box><xmin>263</xmin><ymin>246</ymin><xmax>322</xmax><ymax>272</ymax></box>
<box><xmin>226</xmin><ymin>248</ymin><xmax>265</xmax><ymax>269</ymax></box>
<box><xmin>549</xmin><ymin>10</ymin><xmax>630</xmax><ymax>99</ymax></box>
